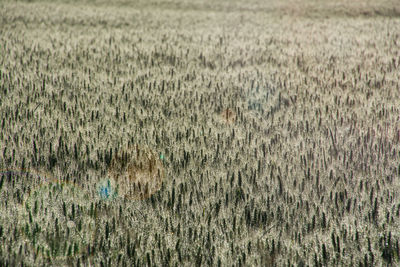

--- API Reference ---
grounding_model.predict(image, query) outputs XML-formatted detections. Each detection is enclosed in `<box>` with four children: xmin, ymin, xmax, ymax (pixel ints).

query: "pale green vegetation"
<box><xmin>1</xmin><ymin>0</ymin><xmax>400</xmax><ymax>266</ymax></box>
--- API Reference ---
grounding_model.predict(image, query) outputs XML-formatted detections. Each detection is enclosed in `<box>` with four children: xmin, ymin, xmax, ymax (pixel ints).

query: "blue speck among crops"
<box><xmin>97</xmin><ymin>178</ymin><xmax>118</xmax><ymax>200</ymax></box>
<box><xmin>246</xmin><ymin>81</ymin><xmax>279</xmax><ymax>117</ymax></box>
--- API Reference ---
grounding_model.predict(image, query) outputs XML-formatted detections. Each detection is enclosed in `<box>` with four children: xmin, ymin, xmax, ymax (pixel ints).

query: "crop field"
<box><xmin>1</xmin><ymin>0</ymin><xmax>400</xmax><ymax>266</ymax></box>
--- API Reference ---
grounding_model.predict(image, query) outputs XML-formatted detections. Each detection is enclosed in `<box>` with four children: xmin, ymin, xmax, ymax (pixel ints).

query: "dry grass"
<box><xmin>1</xmin><ymin>0</ymin><xmax>400</xmax><ymax>266</ymax></box>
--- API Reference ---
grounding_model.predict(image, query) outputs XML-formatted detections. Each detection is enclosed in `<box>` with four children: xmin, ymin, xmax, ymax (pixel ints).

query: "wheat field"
<box><xmin>1</xmin><ymin>0</ymin><xmax>400</xmax><ymax>266</ymax></box>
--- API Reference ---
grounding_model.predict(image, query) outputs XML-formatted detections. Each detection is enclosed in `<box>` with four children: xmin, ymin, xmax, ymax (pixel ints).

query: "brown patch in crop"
<box><xmin>108</xmin><ymin>145</ymin><xmax>164</xmax><ymax>200</ymax></box>
<box><xmin>221</xmin><ymin>108</ymin><xmax>236</xmax><ymax>124</ymax></box>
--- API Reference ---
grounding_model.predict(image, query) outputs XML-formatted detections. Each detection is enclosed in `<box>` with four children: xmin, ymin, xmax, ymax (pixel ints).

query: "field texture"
<box><xmin>1</xmin><ymin>0</ymin><xmax>400</xmax><ymax>266</ymax></box>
